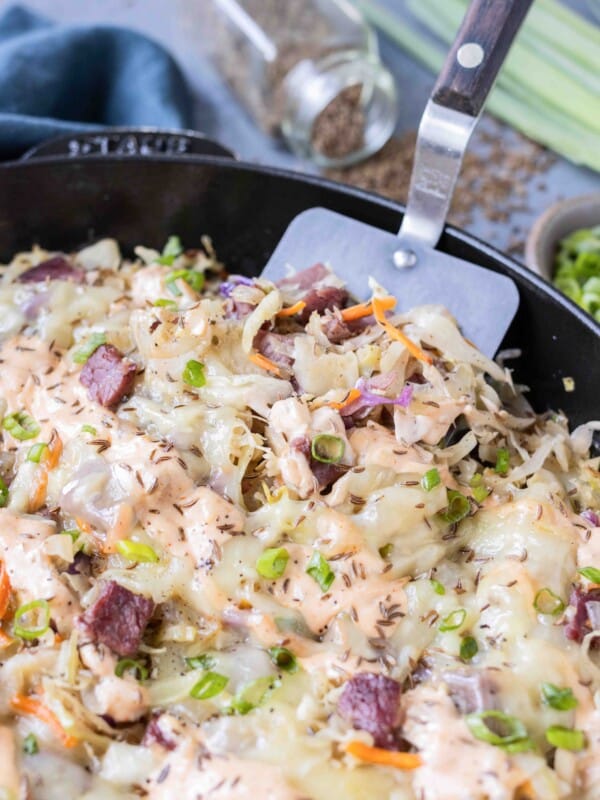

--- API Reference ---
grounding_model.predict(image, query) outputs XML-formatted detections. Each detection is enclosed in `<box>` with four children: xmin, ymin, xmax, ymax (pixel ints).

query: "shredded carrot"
<box><xmin>75</xmin><ymin>517</ymin><xmax>92</xmax><ymax>535</ymax></box>
<box><xmin>0</xmin><ymin>628</ymin><xmax>13</xmax><ymax>648</ymax></box>
<box><xmin>340</xmin><ymin>295</ymin><xmax>396</xmax><ymax>322</ymax></box>
<box><xmin>10</xmin><ymin>694</ymin><xmax>78</xmax><ymax>748</ymax></box>
<box><xmin>372</xmin><ymin>297</ymin><xmax>432</xmax><ymax>365</ymax></box>
<box><xmin>0</xmin><ymin>560</ymin><xmax>11</xmax><ymax>620</ymax></box>
<box><xmin>44</xmin><ymin>430</ymin><xmax>63</xmax><ymax>470</ymax></box>
<box><xmin>276</xmin><ymin>300</ymin><xmax>306</xmax><ymax>318</ymax></box>
<box><xmin>249</xmin><ymin>352</ymin><xmax>281</xmax><ymax>376</ymax></box>
<box><xmin>28</xmin><ymin>469</ymin><xmax>48</xmax><ymax>513</ymax></box>
<box><xmin>346</xmin><ymin>740</ymin><xmax>422</xmax><ymax>770</ymax></box>
<box><xmin>26</xmin><ymin>432</ymin><xmax>63</xmax><ymax>514</ymax></box>
<box><xmin>515</xmin><ymin>780</ymin><xmax>535</xmax><ymax>800</ymax></box>
<box><xmin>326</xmin><ymin>388</ymin><xmax>361</xmax><ymax>410</ymax></box>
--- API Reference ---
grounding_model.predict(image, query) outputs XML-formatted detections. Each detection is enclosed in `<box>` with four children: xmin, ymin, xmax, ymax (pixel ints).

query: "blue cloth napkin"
<box><xmin>0</xmin><ymin>5</ymin><xmax>193</xmax><ymax>159</ymax></box>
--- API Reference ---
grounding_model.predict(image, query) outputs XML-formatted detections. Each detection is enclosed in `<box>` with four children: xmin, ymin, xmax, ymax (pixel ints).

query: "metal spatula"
<box><xmin>262</xmin><ymin>0</ymin><xmax>533</xmax><ymax>357</ymax></box>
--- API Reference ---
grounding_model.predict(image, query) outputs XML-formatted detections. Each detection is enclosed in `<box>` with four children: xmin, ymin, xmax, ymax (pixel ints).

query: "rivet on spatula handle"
<box><xmin>432</xmin><ymin>0</ymin><xmax>534</xmax><ymax>118</ymax></box>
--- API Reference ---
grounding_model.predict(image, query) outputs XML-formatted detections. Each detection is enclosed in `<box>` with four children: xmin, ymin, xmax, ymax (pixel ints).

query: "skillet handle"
<box><xmin>432</xmin><ymin>0</ymin><xmax>533</xmax><ymax>117</ymax></box>
<box><xmin>20</xmin><ymin>127</ymin><xmax>236</xmax><ymax>161</ymax></box>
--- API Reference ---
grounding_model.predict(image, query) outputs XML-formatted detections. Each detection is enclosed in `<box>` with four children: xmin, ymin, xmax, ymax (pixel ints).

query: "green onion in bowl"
<box><xmin>553</xmin><ymin>225</ymin><xmax>600</xmax><ymax>321</ymax></box>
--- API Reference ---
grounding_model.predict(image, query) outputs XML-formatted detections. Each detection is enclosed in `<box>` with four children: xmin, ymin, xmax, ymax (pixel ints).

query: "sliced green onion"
<box><xmin>541</xmin><ymin>682</ymin><xmax>578</xmax><ymax>711</ymax></box>
<box><xmin>578</xmin><ymin>566</ymin><xmax>600</xmax><ymax>584</ymax></box>
<box><xmin>26</xmin><ymin>442</ymin><xmax>48</xmax><ymax>463</ymax></box>
<box><xmin>430</xmin><ymin>579</ymin><xmax>445</xmax><ymax>595</ymax></box>
<box><xmin>460</xmin><ymin>636</ymin><xmax>478</xmax><ymax>661</ymax></box>
<box><xmin>310</xmin><ymin>434</ymin><xmax>345</xmax><ymax>464</ymax></box>
<box><xmin>230</xmin><ymin>676</ymin><xmax>275</xmax><ymax>715</ymax></box>
<box><xmin>469</xmin><ymin>473</ymin><xmax>490</xmax><ymax>503</ymax></box>
<box><xmin>421</xmin><ymin>468</ymin><xmax>441</xmax><ymax>491</ymax></box>
<box><xmin>268</xmin><ymin>646</ymin><xmax>298</xmax><ymax>673</ymax></box>
<box><xmin>153</xmin><ymin>298</ymin><xmax>178</xmax><ymax>309</ymax></box>
<box><xmin>13</xmin><ymin>599</ymin><xmax>50</xmax><ymax>640</ymax></box>
<box><xmin>256</xmin><ymin>547</ymin><xmax>289</xmax><ymax>580</ymax></box>
<box><xmin>466</xmin><ymin>710</ymin><xmax>530</xmax><ymax>749</ymax></box>
<box><xmin>472</xmin><ymin>485</ymin><xmax>490</xmax><ymax>504</ymax></box>
<box><xmin>275</xmin><ymin>614</ymin><xmax>316</xmax><ymax>640</ymax></box>
<box><xmin>182</xmin><ymin>359</ymin><xmax>206</xmax><ymax>388</ymax></box>
<box><xmin>183</xmin><ymin>271</ymin><xmax>205</xmax><ymax>292</ymax></box>
<box><xmin>81</xmin><ymin>424</ymin><xmax>97</xmax><ymax>436</ymax></box>
<box><xmin>504</xmin><ymin>738</ymin><xmax>535</xmax><ymax>753</ymax></box>
<box><xmin>494</xmin><ymin>448</ymin><xmax>510</xmax><ymax>475</ymax></box>
<box><xmin>23</xmin><ymin>733</ymin><xmax>38</xmax><ymax>755</ymax></box>
<box><xmin>379</xmin><ymin>543</ymin><xmax>393</xmax><ymax>561</ymax></box>
<box><xmin>115</xmin><ymin>658</ymin><xmax>148</xmax><ymax>681</ymax></box>
<box><xmin>185</xmin><ymin>654</ymin><xmax>215</xmax><ymax>671</ymax></box>
<box><xmin>158</xmin><ymin>235</ymin><xmax>183</xmax><ymax>265</ymax></box>
<box><xmin>439</xmin><ymin>608</ymin><xmax>467</xmax><ymax>632</ymax></box>
<box><xmin>73</xmin><ymin>332</ymin><xmax>106</xmax><ymax>364</ymax></box>
<box><xmin>306</xmin><ymin>551</ymin><xmax>335</xmax><ymax>593</ymax></box>
<box><xmin>190</xmin><ymin>671</ymin><xmax>229</xmax><ymax>700</ymax></box>
<box><xmin>438</xmin><ymin>490</ymin><xmax>471</xmax><ymax>524</ymax></box>
<box><xmin>61</xmin><ymin>528</ymin><xmax>80</xmax><ymax>542</ymax></box>
<box><xmin>116</xmin><ymin>539</ymin><xmax>159</xmax><ymax>563</ymax></box>
<box><xmin>166</xmin><ymin>268</ymin><xmax>204</xmax><ymax>295</ymax></box>
<box><xmin>3</xmin><ymin>411</ymin><xmax>41</xmax><ymax>441</ymax></box>
<box><xmin>0</xmin><ymin>476</ymin><xmax>9</xmax><ymax>508</ymax></box>
<box><xmin>534</xmin><ymin>587</ymin><xmax>565</xmax><ymax>615</ymax></box>
<box><xmin>545</xmin><ymin>725</ymin><xmax>586</xmax><ymax>751</ymax></box>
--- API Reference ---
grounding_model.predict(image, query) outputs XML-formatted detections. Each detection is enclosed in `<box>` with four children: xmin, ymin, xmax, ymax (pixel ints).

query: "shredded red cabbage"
<box><xmin>341</xmin><ymin>375</ymin><xmax>413</xmax><ymax>417</ymax></box>
<box><xmin>581</xmin><ymin>509</ymin><xmax>599</xmax><ymax>527</ymax></box>
<box><xmin>565</xmin><ymin>587</ymin><xmax>600</xmax><ymax>642</ymax></box>
<box><xmin>219</xmin><ymin>275</ymin><xmax>254</xmax><ymax>297</ymax></box>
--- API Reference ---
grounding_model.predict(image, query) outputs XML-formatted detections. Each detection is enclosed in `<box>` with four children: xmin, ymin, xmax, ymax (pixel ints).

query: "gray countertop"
<box><xmin>9</xmin><ymin>0</ymin><xmax>600</xmax><ymax>259</ymax></box>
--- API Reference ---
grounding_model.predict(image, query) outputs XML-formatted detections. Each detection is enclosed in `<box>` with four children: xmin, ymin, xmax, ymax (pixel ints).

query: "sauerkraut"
<box><xmin>0</xmin><ymin>236</ymin><xmax>598</xmax><ymax>800</ymax></box>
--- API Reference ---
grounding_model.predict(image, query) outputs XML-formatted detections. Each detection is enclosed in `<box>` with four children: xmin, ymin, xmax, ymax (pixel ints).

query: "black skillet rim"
<box><xmin>2</xmin><ymin>150</ymin><xmax>598</xmax><ymax>342</ymax></box>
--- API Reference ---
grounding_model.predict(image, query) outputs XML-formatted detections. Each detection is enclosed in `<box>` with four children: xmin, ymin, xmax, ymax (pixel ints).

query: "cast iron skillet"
<box><xmin>1</xmin><ymin>128</ymin><xmax>598</xmax><ymax>428</ymax></box>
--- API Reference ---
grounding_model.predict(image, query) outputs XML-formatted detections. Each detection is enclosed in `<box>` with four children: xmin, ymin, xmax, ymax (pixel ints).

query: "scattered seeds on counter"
<box><xmin>325</xmin><ymin>117</ymin><xmax>556</xmax><ymax>258</ymax></box>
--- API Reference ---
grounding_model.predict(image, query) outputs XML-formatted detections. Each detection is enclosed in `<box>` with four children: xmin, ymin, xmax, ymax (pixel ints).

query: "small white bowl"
<box><xmin>525</xmin><ymin>193</ymin><xmax>600</xmax><ymax>282</ymax></box>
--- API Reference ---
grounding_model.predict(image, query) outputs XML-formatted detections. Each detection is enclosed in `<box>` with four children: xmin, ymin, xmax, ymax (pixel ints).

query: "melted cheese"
<box><xmin>0</xmin><ymin>242</ymin><xmax>597</xmax><ymax>800</ymax></box>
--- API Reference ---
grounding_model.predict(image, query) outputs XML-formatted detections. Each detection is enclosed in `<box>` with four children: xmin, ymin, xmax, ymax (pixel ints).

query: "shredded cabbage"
<box><xmin>0</xmin><ymin>240</ymin><xmax>597</xmax><ymax>800</ymax></box>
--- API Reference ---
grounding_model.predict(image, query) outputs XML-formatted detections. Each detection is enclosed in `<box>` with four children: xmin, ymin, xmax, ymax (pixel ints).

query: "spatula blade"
<box><xmin>262</xmin><ymin>208</ymin><xmax>519</xmax><ymax>357</ymax></box>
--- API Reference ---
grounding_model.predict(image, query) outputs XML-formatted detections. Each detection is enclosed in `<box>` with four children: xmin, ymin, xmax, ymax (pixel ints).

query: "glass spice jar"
<box><xmin>197</xmin><ymin>0</ymin><xmax>398</xmax><ymax>167</ymax></box>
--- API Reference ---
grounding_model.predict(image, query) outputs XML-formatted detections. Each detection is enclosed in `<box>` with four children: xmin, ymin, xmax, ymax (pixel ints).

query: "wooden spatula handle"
<box><xmin>432</xmin><ymin>0</ymin><xmax>533</xmax><ymax>117</ymax></box>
